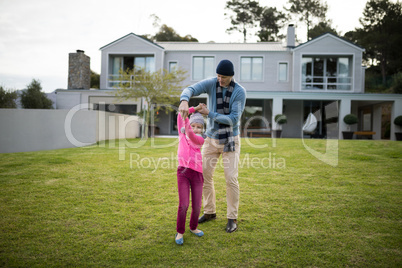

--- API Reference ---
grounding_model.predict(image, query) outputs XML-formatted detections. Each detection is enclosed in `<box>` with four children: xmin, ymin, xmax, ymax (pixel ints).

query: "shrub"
<box><xmin>343</xmin><ymin>114</ymin><xmax>358</xmax><ymax>125</ymax></box>
<box><xmin>394</xmin><ymin>115</ymin><xmax>402</xmax><ymax>126</ymax></box>
<box><xmin>275</xmin><ymin>114</ymin><xmax>287</xmax><ymax>125</ymax></box>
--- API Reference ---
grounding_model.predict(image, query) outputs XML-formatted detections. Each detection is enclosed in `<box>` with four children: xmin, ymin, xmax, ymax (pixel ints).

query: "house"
<box><xmin>56</xmin><ymin>25</ymin><xmax>402</xmax><ymax>140</ymax></box>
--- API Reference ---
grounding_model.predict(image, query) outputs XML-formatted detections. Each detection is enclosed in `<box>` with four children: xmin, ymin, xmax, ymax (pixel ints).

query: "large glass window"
<box><xmin>109</xmin><ymin>55</ymin><xmax>155</xmax><ymax>87</ymax></box>
<box><xmin>192</xmin><ymin>56</ymin><xmax>214</xmax><ymax>80</ymax></box>
<box><xmin>240</xmin><ymin>57</ymin><xmax>263</xmax><ymax>81</ymax></box>
<box><xmin>301</xmin><ymin>56</ymin><xmax>352</xmax><ymax>90</ymax></box>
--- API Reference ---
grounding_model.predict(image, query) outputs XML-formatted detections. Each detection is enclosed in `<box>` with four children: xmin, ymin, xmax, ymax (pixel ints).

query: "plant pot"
<box><xmin>395</xmin><ymin>132</ymin><xmax>402</xmax><ymax>141</ymax></box>
<box><xmin>342</xmin><ymin>131</ymin><xmax>354</xmax><ymax>139</ymax></box>
<box><xmin>273</xmin><ymin>130</ymin><xmax>282</xmax><ymax>138</ymax></box>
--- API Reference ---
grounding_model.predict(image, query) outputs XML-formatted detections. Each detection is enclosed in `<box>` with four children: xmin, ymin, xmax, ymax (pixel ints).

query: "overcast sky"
<box><xmin>0</xmin><ymin>0</ymin><xmax>370</xmax><ymax>93</ymax></box>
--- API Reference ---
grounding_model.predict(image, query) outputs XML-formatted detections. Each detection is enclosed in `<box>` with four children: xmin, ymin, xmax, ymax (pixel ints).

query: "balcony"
<box><xmin>302</xmin><ymin>76</ymin><xmax>352</xmax><ymax>91</ymax></box>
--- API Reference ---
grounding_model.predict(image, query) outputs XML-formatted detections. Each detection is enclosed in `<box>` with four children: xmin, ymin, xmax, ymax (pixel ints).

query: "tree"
<box><xmin>285</xmin><ymin>0</ymin><xmax>328</xmax><ymax>40</ymax></box>
<box><xmin>357</xmin><ymin>0</ymin><xmax>402</xmax><ymax>86</ymax></box>
<box><xmin>308</xmin><ymin>21</ymin><xmax>338</xmax><ymax>39</ymax></box>
<box><xmin>90</xmin><ymin>70</ymin><xmax>100</xmax><ymax>89</ymax></box>
<box><xmin>114</xmin><ymin>67</ymin><xmax>187</xmax><ymax>137</ymax></box>
<box><xmin>391</xmin><ymin>72</ymin><xmax>402</xmax><ymax>94</ymax></box>
<box><xmin>143</xmin><ymin>14</ymin><xmax>198</xmax><ymax>42</ymax></box>
<box><xmin>20</xmin><ymin>79</ymin><xmax>53</xmax><ymax>109</ymax></box>
<box><xmin>257</xmin><ymin>7</ymin><xmax>287</xmax><ymax>42</ymax></box>
<box><xmin>225</xmin><ymin>0</ymin><xmax>263</xmax><ymax>42</ymax></box>
<box><xmin>0</xmin><ymin>86</ymin><xmax>17</xmax><ymax>108</ymax></box>
<box><xmin>153</xmin><ymin>24</ymin><xmax>198</xmax><ymax>42</ymax></box>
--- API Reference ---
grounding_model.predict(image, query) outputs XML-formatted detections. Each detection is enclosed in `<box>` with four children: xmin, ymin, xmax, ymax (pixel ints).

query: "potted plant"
<box><xmin>342</xmin><ymin>114</ymin><xmax>358</xmax><ymax>139</ymax></box>
<box><xmin>393</xmin><ymin>115</ymin><xmax>402</xmax><ymax>141</ymax></box>
<box><xmin>274</xmin><ymin>114</ymin><xmax>287</xmax><ymax>138</ymax></box>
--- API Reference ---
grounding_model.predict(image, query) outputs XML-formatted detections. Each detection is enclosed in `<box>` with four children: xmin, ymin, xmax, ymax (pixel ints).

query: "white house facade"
<box><xmin>56</xmin><ymin>26</ymin><xmax>402</xmax><ymax>140</ymax></box>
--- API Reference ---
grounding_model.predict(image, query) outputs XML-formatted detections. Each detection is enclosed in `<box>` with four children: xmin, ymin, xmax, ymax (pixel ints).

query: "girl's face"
<box><xmin>190</xmin><ymin>123</ymin><xmax>203</xmax><ymax>135</ymax></box>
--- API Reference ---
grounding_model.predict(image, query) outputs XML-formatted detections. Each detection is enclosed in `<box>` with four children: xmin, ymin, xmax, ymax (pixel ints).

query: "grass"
<box><xmin>0</xmin><ymin>138</ymin><xmax>401</xmax><ymax>267</ymax></box>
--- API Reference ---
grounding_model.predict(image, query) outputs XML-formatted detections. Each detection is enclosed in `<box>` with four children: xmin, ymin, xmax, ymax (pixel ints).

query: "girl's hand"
<box><xmin>195</xmin><ymin>103</ymin><xmax>205</xmax><ymax>111</ymax></box>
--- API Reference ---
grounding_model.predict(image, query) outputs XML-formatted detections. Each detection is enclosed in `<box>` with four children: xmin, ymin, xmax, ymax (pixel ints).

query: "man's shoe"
<box><xmin>226</xmin><ymin>219</ymin><xmax>237</xmax><ymax>233</ymax></box>
<box><xmin>198</xmin><ymin>213</ymin><xmax>216</xmax><ymax>223</ymax></box>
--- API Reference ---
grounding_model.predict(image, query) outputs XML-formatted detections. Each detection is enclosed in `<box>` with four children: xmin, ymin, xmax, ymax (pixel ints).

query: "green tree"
<box><xmin>285</xmin><ymin>0</ymin><xmax>328</xmax><ymax>40</ymax></box>
<box><xmin>20</xmin><ymin>79</ymin><xmax>53</xmax><ymax>109</ymax></box>
<box><xmin>145</xmin><ymin>14</ymin><xmax>198</xmax><ymax>42</ymax></box>
<box><xmin>114</xmin><ymin>67</ymin><xmax>187</xmax><ymax>137</ymax></box>
<box><xmin>225</xmin><ymin>0</ymin><xmax>263</xmax><ymax>42</ymax></box>
<box><xmin>308</xmin><ymin>21</ymin><xmax>338</xmax><ymax>39</ymax></box>
<box><xmin>257</xmin><ymin>6</ymin><xmax>287</xmax><ymax>42</ymax></box>
<box><xmin>153</xmin><ymin>24</ymin><xmax>198</xmax><ymax>42</ymax></box>
<box><xmin>90</xmin><ymin>70</ymin><xmax>100</xmax><ymax>89</ymax></box>
<box><xmin>391</xmin><ymin>72</ymin><xmax>402</xmax><ymax>94</ymax></box>
<box><xmin>0</xmin><ymin>86</ymin><xmax>17</xmax><ymax>108</ymax></box>
<box><xmin>356</xmin><ymin>0</ymin><xmax>402</xmax><ymax>86</ymax></box>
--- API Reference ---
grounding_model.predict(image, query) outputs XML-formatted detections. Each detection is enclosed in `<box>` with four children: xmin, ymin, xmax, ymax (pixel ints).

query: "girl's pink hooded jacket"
<box><xmin>177</xmin><ymin>107</ymin><xmax>205</xmax><ymax>173</ymax></box>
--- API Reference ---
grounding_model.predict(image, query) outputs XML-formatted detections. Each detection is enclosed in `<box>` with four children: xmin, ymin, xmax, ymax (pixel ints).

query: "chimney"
<box><xmin>287</xmin><ymin>24</ymin><xmax>295</xmax><ymax>48</ymax></box>
<box><xmin>68</xmin><ymin>50</ymin><xmax>90</xmax><ymax>90</ymax></box>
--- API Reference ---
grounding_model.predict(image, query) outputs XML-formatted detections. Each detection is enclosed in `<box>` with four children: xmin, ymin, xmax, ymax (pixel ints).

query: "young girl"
<box><xmin>175</xmin><ymin>104</ymin><xmax>205</xmax><ymax>245</ymax></box>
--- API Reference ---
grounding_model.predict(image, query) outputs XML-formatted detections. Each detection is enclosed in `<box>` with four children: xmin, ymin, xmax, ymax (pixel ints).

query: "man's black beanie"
<box><xmin>216</xmin><ymin>60</ymin><xmax>235</xmax><ymax>76</ymax></box>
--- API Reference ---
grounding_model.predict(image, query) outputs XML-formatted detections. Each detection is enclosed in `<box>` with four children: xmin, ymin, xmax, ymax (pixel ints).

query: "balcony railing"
<box><xmin>302</xmin><ymin>76</ymin><xmax>352</xmax><ymax>90</ymax></box>
<box><xmin>108</xmin><ymin>74</ymin><xmax>139</xmax><ymax>88</ymax></box>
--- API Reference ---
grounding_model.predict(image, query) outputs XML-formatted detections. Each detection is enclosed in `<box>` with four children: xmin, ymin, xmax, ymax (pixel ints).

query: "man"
<box><xmin>179</xmin><ymin>59</ymin><xmax>246</xmax><ymax>233</ymax></box>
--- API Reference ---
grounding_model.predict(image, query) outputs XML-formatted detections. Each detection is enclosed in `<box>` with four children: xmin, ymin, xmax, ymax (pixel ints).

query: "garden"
<box><xmin>0</xmin><ymin>138</ymin><xmax>401</xmax><ymax>267</ymax></box>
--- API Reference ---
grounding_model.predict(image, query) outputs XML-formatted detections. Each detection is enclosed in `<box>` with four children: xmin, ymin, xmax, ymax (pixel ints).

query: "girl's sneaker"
<box><xmin>190</xmin><ymin>229</ymin><xmax>204</xmax><ymax>237</ymax></box>
<box><xmin>175</xmin><ymin>233</ymin><xmax>183</xmax><ymax>245</ymax></box>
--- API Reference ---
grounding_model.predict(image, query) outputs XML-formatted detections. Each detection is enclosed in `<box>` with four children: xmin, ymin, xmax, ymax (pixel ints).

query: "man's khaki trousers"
<box><xmin>202</xmin><ymin>136</ymin><xmax>240</xmax><ymax>219</ymax></box>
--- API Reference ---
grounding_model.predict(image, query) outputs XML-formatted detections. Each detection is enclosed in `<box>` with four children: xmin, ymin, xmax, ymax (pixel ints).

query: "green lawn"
<box><xmin>0</xmin><ymin>138</ymin><xmax>401</xmax><ymax>267</ymax></box>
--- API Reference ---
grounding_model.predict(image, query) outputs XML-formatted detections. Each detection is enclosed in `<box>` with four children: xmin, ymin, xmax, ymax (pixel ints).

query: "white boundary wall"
<box><xmin>0</xmin><ymin>109</ymin><xmax>140</xmax><ymax>153</ymax></box>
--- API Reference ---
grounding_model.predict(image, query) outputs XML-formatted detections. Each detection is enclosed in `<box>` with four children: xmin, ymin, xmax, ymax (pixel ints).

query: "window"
<box><xmin>192</xmin><ymin>56</ymin><xmax>214</xmax><ymax>80</ymax></box>
<box><xmin>301</xmin><ymin>56</ymin><xmax>352</xmax><ymax>90</ymax></box>
<box><xmin>278</xmin><ymin>62</ymin><xmax>288</xmax><ymax>82</ymax></box>
<box><xmin>169</xmin><ymin>62</ymin><xmax>178</xmax><ymax>72</ymax></box>
<box><xmin>240</xmin><ymin>57</ymin><xmax>263</xmax><ymax>81</ymax></box>
<box><xmin>93</xmin><ymin>103</ymin><xmax>137</xmax><ymax>115</ymax></box>
<box><xmin>109</xmin><ymin>55</ymin><xmax>155</xmax><ymax>87</ymax></box>
<box><xmin>134</xmin><ymin>56</ymin><xmax>155</xmax><ymax>72</ymax></box>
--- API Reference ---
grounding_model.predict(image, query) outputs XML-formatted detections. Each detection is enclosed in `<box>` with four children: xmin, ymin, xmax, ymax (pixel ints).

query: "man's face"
<box><xmin>217</xmin><ymin>74</ymin><xmax>233</xmax><ymax>88</ymax></box>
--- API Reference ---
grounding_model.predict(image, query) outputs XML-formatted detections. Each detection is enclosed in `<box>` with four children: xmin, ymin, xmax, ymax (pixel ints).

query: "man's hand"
<box><xmin>178</xmin><ymin>100</ymin><xmax>189</xmax><ymax>119</ymax></box>
<box><xmin>198</xmin><ymin>103</ymin><xmax>209</xmax><ymax>116</ymax></box>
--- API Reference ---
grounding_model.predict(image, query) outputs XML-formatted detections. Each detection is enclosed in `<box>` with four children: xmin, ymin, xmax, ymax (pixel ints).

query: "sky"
<box><xmin>0</xmin><ymin>0</ymin><xmax>370</xmax><ymax>93</ymax></box>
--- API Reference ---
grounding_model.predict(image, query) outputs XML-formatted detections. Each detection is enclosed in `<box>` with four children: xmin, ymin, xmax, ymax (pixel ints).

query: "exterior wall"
<box><xmin>163</xmin><ymin>50</ymin><xmax>292</xmax><ymax>92</ymax></box>
<box><xmin>0</xmin><ymin>109</ymin><xmax>140</xmax><ymax>153</ymax></box>
<box><xmin>157</xmin><ymin>111</ymin><xmax>172</xmax><ymax>135</ymax></box>
<box><xmin>56</xmin><ymin>90</ymin><xmax>141</xmax><ymax>112</ymax></box>
<box><xmin>100</xmin><ymin>34</ymin><xmax>164</xmax><ymax>89</ymax></box>
<box><xmin>373</xmin><ymin>104</ymin><xmax>382</xmax><ymax>140</ymax></box>
<box><xmin>56</xmin><ymin>91</ymin><xmax>82</xmax><ymax>110</ymax></box>
<box><xmin>282</xmin><ymin>100</ymin><xmax>303</xmax><ymax>138</ymax></box>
